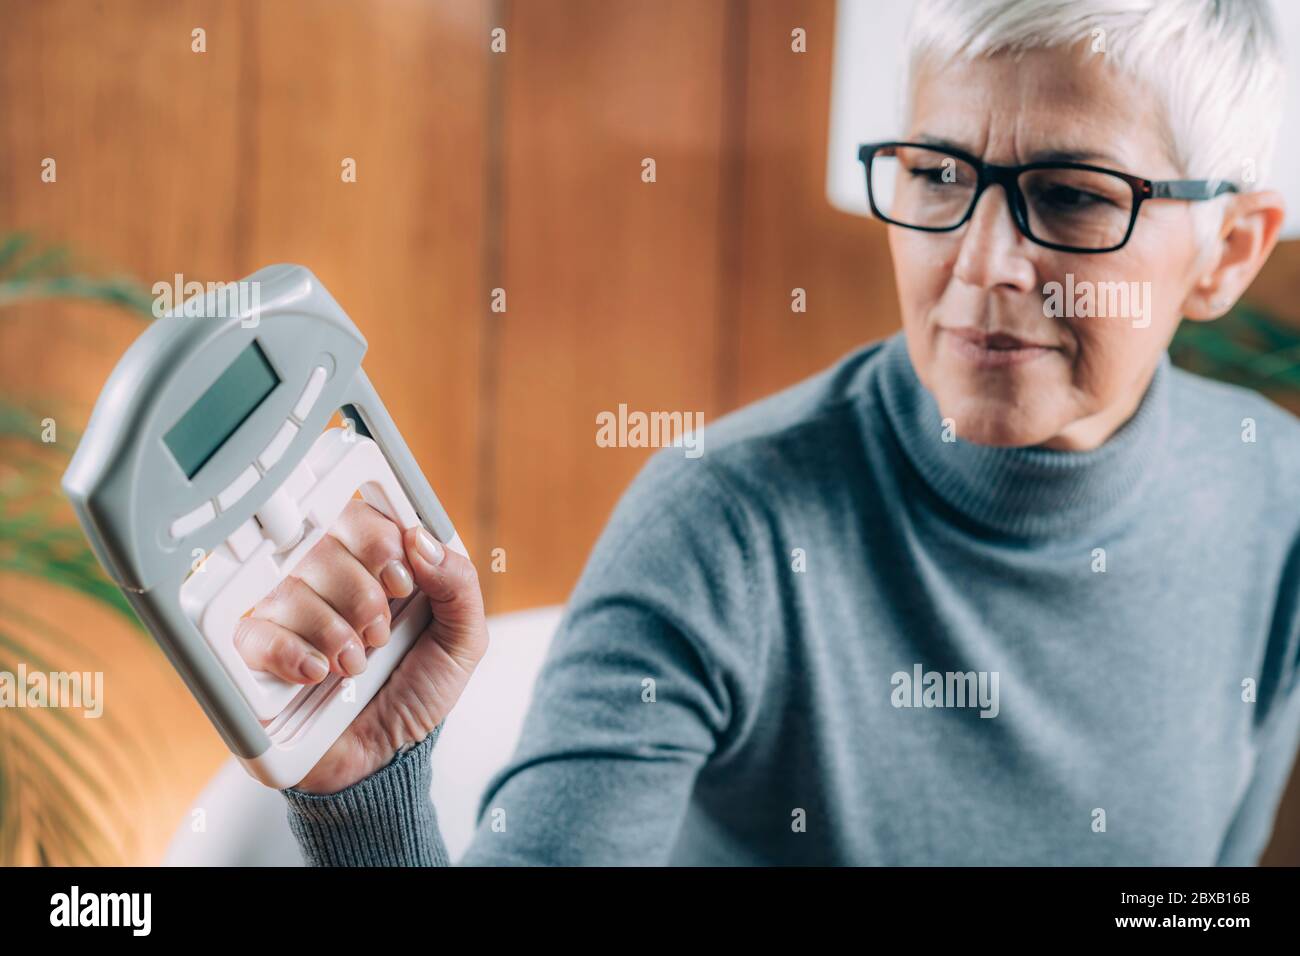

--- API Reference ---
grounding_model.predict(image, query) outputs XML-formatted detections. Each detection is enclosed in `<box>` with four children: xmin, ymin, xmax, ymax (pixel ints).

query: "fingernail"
<box><xmin>340</xmin><ymin>640</ymin><xmax>367</xmax><ymax>676</ymax></box>
<box><xmin>380</xmin><ymin>560</ymin><xmax>414</xmax><ymax>598</ymax></box>
<box><xmin>416</xmin><ymin>527</ymin><xmax>445</xmax><ymax>566</ymax></box>
<box><xmin>363</xmin><ymin>615</ymin><xmax>389</xmax><ymax>648</ymax></box>
<box><xmin>301</xmin><ymin>652</ymin><xmax>330</xmax><ymax>682</ymax></box>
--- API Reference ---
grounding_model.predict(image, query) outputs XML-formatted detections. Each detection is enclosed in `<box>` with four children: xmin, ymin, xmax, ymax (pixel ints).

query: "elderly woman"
<box><xmin>257</xmin><ymin>0</ymin><xmax>1300</xmax><ymax>865</ymax></box>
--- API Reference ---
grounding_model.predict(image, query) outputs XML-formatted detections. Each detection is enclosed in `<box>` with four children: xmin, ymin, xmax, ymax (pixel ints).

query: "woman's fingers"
<box><xmin>329</xmin><ymin>499</ymin><xmax>415</xmax><ymax>603</ymax></box>
<box><xmin>237</xmin><ymin>498</ymin><xmax>417</xmax><ymax>683</ymax></box>
<box><xmin>293</xmin><ymin>532</ymin><xmax>392</xmax><ymax>650</ymax></box>
<box><xmin>234</xmin><ymin>576</ymin><xmax>366</xmax><ymax>683</ymax></box>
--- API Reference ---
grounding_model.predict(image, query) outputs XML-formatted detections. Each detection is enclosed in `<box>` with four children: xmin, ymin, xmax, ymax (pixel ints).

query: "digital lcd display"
<box><xmin>164</xmin><ymin>341</ymin><xmax>280</xmax><ymax>478</ymax></box>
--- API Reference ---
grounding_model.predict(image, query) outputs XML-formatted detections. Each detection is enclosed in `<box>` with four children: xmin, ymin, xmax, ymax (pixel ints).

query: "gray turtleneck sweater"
<box><xmin>281</xmin><ymin>331</ymin><xmax>1300</xmax><ymax>865</ymax></box>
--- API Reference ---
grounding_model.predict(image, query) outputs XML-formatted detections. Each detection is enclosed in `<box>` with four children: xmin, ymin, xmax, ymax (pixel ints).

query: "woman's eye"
<box><xmin>907</xmin><ymin>167</ymin><xmax>950</xmax><ymax>185</ymax></box>
<box><xmin>1036</xmin><ymin>185</ymin><xmax>1110</xmax><ymax>210</ymax></box>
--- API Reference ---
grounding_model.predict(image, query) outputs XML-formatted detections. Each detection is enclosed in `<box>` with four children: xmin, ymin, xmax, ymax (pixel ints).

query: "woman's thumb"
<box><xmin>402</xmin><ymin>526</ymin><xmax>486</xmax><ymax>635</ymax></box>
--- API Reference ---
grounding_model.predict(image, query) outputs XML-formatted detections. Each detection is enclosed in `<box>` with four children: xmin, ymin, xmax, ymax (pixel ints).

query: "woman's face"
<box><xmin>891</xmin><ymin>47</ymin><xmax>1211</xmax><ymax>450</ymax></box>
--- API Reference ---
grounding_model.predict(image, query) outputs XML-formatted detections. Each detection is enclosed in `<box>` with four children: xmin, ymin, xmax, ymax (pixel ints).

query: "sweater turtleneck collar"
<box><xmin>874</xmin><ymin>331</ymin><xmax>1172</xmax><ymax>540</ymax></box>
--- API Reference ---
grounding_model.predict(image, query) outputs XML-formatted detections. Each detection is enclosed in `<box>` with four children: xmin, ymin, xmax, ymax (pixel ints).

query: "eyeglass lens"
<box><xmin>868</xmin><ymin>145</ymin><xmax>1135</xmax><ymax>251</ymax></box>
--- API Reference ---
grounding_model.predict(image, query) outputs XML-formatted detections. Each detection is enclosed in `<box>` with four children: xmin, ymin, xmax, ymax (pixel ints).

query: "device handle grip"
<box><xmin>294</xmin><ymin>429</ymin><xmax>421</xmax><ymax>540</ymax></box>
<box><xmin>358</xmin><ymin>467</ymin><xmax>420</xmax><ymax>533</ymax></box>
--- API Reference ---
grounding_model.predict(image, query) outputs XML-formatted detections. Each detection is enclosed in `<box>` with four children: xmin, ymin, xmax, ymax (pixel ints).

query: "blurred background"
<box><xmin>1</xmin><ymin>0</ymin><xmax>1299</xmax><ymax>865</ymax></box>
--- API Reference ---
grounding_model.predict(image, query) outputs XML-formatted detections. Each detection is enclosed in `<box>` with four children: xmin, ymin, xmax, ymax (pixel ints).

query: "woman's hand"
<box><xmin>233</xmin><ymin>499</ymin><xmax>488</xmax><ymax>794</ymax></box>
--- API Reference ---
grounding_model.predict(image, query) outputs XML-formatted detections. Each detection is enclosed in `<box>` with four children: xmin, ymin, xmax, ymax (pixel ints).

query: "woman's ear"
<box><xmin>1181</xmin><ymin>188</ymin><xmax>1286</xmax><ymax>321</ymax></box>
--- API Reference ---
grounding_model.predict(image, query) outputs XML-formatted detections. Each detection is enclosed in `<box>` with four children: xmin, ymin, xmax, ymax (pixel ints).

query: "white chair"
<box><xmin>162</xmin><ymin>605</ymin><xmax>564</xmax><ymax>866</ymax></box>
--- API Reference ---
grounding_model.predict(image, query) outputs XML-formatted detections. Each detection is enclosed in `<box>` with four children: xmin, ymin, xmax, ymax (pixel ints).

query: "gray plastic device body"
<box><xmin>61</xmin><ymin>264</ymin><xmax>457</xmax><ymax>769</ymax></box>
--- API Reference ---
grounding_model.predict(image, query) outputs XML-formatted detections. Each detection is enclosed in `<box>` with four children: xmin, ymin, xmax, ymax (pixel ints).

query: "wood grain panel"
<box><xmin>487</xmin><ymin>0</ymin><xmax>730</xmax><ymax>611</ymax></box>
<box><xmin>732</xmin><ymin>0</ymin><xmax>900</xmax><ymax>409</ymax></box>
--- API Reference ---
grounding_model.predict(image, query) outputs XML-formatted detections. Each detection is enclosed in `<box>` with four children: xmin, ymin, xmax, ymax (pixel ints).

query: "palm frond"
<box><xmin>0</xmin><ymin>232</ymin><xmax>155</xmax><ymax>315</ymax></box>
<box><xmin>1169</xmin><ymin>304</ymin><xmax>1300</xmax><ymax>397</ymax></box>
<box><xmin>0</xmin><ymin>232</ymin><xmax>161</xmax><ymax>862</ymax></box>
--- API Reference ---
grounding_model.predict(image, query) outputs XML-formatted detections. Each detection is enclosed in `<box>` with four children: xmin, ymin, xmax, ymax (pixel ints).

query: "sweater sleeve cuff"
<box><xmin>280</xmin><ymin>723</ymin><xmax>451</xmax><ymax>866</ymax></box>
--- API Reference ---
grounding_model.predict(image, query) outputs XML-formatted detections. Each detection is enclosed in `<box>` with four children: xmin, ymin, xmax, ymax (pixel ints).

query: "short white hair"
<box><xmin>903</xmin><ymin>0</ymin><xmax>1287</xmax><ymax>248</ymax></box>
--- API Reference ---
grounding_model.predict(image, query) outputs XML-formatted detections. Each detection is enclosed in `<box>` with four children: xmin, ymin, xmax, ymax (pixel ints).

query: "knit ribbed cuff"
<box><xmin>280</xmin><ymin>724</ymin><xmax>451</xmax><ymax>866</ymax></box>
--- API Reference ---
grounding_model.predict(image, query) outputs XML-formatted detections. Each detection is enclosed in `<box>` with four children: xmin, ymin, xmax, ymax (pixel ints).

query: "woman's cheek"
<box><xmin>1062</xmin><ymin>323</ymin><xmax>1126</xmax><ymax>410</ymax></box>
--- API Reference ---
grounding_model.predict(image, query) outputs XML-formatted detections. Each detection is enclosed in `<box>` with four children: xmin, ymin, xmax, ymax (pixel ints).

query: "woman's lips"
<box><xmin>942</xmin><ymin>327</ymin><xmax>1057</xmax><ymax>368</ymax></box>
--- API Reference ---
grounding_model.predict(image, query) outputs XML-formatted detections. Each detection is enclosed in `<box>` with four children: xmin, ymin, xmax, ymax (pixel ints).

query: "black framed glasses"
<box><xmin>858</xmin><ymin>141</ymin><xmax>1239</xmax><ymax>254</ymax></box>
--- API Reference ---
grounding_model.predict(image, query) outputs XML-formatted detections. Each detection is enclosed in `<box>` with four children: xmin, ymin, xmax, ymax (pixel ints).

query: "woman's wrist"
<box><xmin>291</xmin><ymin>724</ymin><xmax>442</xmax><ymax>795</ymax></box>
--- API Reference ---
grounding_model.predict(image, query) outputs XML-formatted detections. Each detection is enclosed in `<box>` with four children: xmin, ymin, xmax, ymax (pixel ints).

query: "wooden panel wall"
<box><xmin>733</xmin><ymin>0</ymin><xmax>898</xmax><ymax>406</ymax></box>
<box><xmin>487</xmin><ymin>0</ymin><xmax>731</xmax><ymax>608</ymax></box>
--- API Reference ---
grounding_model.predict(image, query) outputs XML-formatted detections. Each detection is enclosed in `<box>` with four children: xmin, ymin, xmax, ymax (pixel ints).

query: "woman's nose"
<box><xmin>951</xmin><ymin>183</ymin><xmax>1038</xmax><ymax>292</ymax></box>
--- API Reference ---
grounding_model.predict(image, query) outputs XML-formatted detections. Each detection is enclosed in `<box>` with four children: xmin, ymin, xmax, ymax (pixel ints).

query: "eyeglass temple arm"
<box><xmin>1150</xmin><ymin>179</ymin><xmax>1239</xmax><ymax>200</ymax></box>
